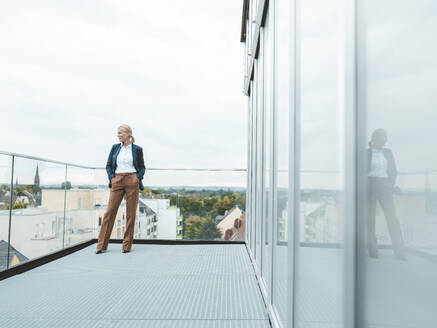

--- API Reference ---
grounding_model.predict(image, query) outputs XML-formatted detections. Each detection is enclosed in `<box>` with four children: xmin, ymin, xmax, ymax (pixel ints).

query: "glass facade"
<box><xmin>243</xmin><ymin>0</ymin><xmax>437</xmax><ymax>327</ymax></box>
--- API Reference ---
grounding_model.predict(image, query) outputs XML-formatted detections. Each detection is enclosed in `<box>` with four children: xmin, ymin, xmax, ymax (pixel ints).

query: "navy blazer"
<box><xmin>367</xmin><ymin>148</ymin><xmax>397</xmax><ymax>185</ymax></box>
<box><xmin>106</xmin><ymin>143</ymin><xmax>146</xmax><ymax>190</ymax></box>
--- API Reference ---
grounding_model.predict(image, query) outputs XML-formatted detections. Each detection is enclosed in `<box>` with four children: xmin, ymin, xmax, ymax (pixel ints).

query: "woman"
<box><xmin>367</xmin><ymin>128</ymin><xmax>406</xmax><ymax>259</ymax></box>
<box><xmin>96</xmin><ymin>124</ymin><xmax>146</xmax><ymax>254</ymax></box>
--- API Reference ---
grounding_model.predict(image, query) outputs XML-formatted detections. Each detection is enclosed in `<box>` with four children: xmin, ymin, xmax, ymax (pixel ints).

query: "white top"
<box><xmin>115</xmin><ymin>143</ymin><xmax>136</xmax><ymax>173</ymax></box>
<box><xmin>368</xmin><ymin>148</ymin><xmax>388</xmax><ymax>178</ymax></box>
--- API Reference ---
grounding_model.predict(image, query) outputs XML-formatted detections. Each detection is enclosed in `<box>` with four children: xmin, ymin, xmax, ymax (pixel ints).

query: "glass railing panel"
<box><xmin>63</xmin><ymin>166</ymin><xmax>98</xmax><ymax>248</ymax></box>
<box><xmin>8</xmin><ymin>158</ymin><xmax>66</xmax><ymax>267</ymax></box>
<box><xmin>0</xmin><ymin>154</ymin><xmax>13</xmax><ymax>271</ymax></box>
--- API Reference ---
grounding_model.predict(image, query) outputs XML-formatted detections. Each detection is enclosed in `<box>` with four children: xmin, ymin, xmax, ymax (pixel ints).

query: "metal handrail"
<box><xmin>2</xmin><ymin>150</ymin><xmax>435</xmax><ymax>174</ymax></box>
<box><xmin>278</xmin><ymin>168</ymin><xmax>437</xmax><ymax>175</ymax></box>
<box><xmin>0</xmin><ymin>150</ymin><xmax>247</xmax><ymax>172</ymax></box>
<box><xmin>0</xmin><ymin>150</ymin><xmax>97</xmax><ymax>169</ymax></box>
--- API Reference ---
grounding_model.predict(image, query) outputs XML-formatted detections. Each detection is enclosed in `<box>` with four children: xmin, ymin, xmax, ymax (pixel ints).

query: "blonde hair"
<box><xmin>118</xmin><ymin>124</ymin><xmax>135</xmax><ymax>144</ymax></box>
<box><xmin>368</xmin><ymin>128</ymin><xmax>387</xmax><ymax>148</ymax></box>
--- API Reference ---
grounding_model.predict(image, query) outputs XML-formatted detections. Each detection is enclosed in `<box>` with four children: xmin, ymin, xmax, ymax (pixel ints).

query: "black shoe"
<box><xmin>122</xmin><ymin>249</ymin><xmax>130</xmax><ymax>253</ymax></box>
<box><xmin>95</xmin><ymin>249</ymin><xmax>104</xmax><ymax>254</ymax></box>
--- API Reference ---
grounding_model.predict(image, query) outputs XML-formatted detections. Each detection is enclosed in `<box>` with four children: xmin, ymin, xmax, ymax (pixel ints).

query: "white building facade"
<box><xmin>141</xmin><ymin>199</ymin><xmax>182</xmax><ymax>240</ymax></box>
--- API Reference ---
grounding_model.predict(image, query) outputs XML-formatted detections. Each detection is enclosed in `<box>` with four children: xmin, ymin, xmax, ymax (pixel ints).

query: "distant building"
<box><xmin>300</xmin><ymin>201</ymin><xmax>343</xmax><ymax>244</ymax></box>
<box><xmin>34</xmin><ymin>164</ymin><xmax>40</xmax><ymax>187</ymax></box>
<box><xmin>0</xmin><ymin>240</ymin><xmax>28</xmax><ymax>271</ymax></box>
<box><xmin>217</xmin><ymin>206</ymin><xmax>244</xmax><ymax>239</ymax></box>
<box><xmin>215</xmin><ymin>215</ymin><xmax>225</xmax><ymax>224</ymax></box>
<box><xmin>277</xmin><ymin>202</ymin><xmax>288</xmax><ymax>242</ymax></box>
<box><xmin>34</xmin><ymin>164</ymin><xmax>41</xmax><ymax>205</ymax></box>
<box><xmin>42</xmin><ymin>188</ymin><xmax>141</xmax><ymax>241</ymax></box>
<box><xmin>0</xmin><ymin>190</ymin><xmax>10</xmax><ymax>208</ymax></box>
<box><xmin>41</xmin><ymin>189</ymin><xmax>110</xmax><ymax>212</ymax></box>
<box><xmin>141</xmin><ymin>198</ymin><xmax>181</xmax><ymax>240</ymax></box>
<box><xmin>223</xmin><ymin>212</ymin><xmax>246</xmax><ymax>241</ymax></box>
<box><xmin>16</xmin><ymin>190</ymin><xmax>35</xmax><ymax>205</ymax></box>
<box><xmin>138</xmin><ymin>200</ymin><xmax>157</xmax><ymax>239</ymax></box>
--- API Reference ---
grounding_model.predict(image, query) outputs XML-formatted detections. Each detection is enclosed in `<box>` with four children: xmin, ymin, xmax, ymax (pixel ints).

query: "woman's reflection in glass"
<box><xmin>367</xmin><ymin>128</ymin><xmax>406</xmax><ymax>260</ymax></box>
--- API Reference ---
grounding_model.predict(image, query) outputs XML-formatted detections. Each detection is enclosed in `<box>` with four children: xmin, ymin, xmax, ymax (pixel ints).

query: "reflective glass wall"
<box><xmin>242</xmin><ymin>0</ymin><xmax>437</xmax><ymax>327</ymax></box>
<box><xmin>273</xmin><ymin>0</ymin><xmax>292</xmax><ymax>325</ymax></box>
<box><xmin>357</xmin><ymin>1</ymin><xmax>437</xmax><ymax>327</ymax></box>
<box><xmin>296</xmin><ymin>0</ymin><xmax>345</xmax><ymax>326</ymax></box>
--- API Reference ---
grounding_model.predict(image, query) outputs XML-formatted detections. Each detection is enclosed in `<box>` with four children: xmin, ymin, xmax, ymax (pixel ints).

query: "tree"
<box><xmin>197</xmin><ymin>217</ymin><xmax>222</xmax><ymax>240</ymax></box>
<box><xmin>61</xmin><ymin>181</ymin><xmax>72</xmax><ymax>190</ymax></box>
<box><xmin>184</xmin><ymin>215</ymin><xmax>203</xmax><ymax>239</ymax></box>
<box><xmin>0</xmin><ymin>184</ymin><xmax>10</xmax><ymax>191</ymax></box>
<box><xmin>140</xmin><ymin>187</ymin><xmax>153</xmax><ymax>196</ymax></box>
<box><xmin>235</xmin><ymin>194</ymin><xmax>246</xmax><ymax>210</ymax></box>
<box><xmin>188</xmin><ymin>198</ymin><xmax>203</xmax><ymax>213</ymax></box>
<box><xmin>3</xmin><ymin>200</ymin><xmax>27</xmax><ymax>210</ymax></box>
<box><xmin>203</xmin><ymin>197</ymin><xmax>218</xmax><ymax>213</ymax></box>
<box><xmin>213</xmin><ymin>196</ymin><xmax>233</xmax><ymax>216</ymax></box>
<box><xmin>169</xmin><ymin>195</ymin><xmax>178</xmax><ymax>206</ymax></box>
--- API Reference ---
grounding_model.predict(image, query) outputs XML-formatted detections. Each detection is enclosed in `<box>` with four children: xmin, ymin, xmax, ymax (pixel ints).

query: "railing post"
<box><xmin>6</xmin><ymin>155</ymin><xmax>15</xmax><ymax>269</ymax></box>
<box><xmin>62</xmin><ymin>164</ymin><xmax>67</xmax><ymax>248</ymax></box>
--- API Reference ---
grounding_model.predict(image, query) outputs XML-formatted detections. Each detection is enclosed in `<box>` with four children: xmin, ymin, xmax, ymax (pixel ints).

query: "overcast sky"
<box><xmin>0</xmin><ymin>0</ymin><xmax>247</xmax><ymax>182</ymax></box>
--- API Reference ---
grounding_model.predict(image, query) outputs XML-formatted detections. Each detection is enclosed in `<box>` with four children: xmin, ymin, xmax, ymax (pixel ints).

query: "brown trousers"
<box><xmin>368</xmin><ymin>177</ymin><xmax>406</xmax><ymax>259</ymax></box>
<box><xmin>97</xmin><ymin>173</ymin><xmax>139</xmax><ymax>251</ymax></box>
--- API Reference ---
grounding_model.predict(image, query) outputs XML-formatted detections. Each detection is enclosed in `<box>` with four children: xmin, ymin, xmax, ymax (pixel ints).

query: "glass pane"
<box><xmin>95</xmin><ymin>168</ymin><xmax>246</xmax><ymax>242</ymax></box>
<box><xmin>261</xmin><ymin>7</ymin><xmax>273</xmax><ymax>294</ymax></box>
<box><xmin>247</xmin><ymin>97</ymin><xmax>253</xmax><ymax>248</ymax></box>
<box><xmin>64</xmin><ymin>166</ymin><xmax>98</xmax><ymax>247</ymax></box>
<box><xmin>255</xmin><ymin>59</ymin><xmax>263</xmax><ymax>265</ymax></box>
<box><xmin>358</xmin><ymin>1</ymin><xmax>437</xmax><ymax>327</ymax></box>
<box><xmin>0</xmin><ymin>154</ymin><xmax>13</xmax><ymax>271</ymax></box>
<box><xmin>296</xmin><ymin>0</ymin><xmax>345</xmax><ymax>327</ymax></box>
<box><xmin>273</xmin><ymin>0</ymin><xmax>291</xmax><ymax>324</ymax></box>
<box><xmin>9</xmin><ymin>158</ymin><xmax>65</xmax><ymax>267</ymax></box>
<box><xmin>251</xmin><ymin>83</ymin><xmax>257</xmax><ymax>253</ymax></box>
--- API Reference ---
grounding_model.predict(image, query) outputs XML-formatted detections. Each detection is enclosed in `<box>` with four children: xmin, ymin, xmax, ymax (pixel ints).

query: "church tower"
<box><xmin>34</xmin><ymin>164</ymin><xmax>40</xmax><ymax>187</ymax></box>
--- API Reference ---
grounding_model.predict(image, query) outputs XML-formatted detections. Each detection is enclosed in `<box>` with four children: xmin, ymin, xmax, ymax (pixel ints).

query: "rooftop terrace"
<box><xmin>0</xmin><ymin>243</ymin><xmax>270</xmax><ymax>328</ymax></box>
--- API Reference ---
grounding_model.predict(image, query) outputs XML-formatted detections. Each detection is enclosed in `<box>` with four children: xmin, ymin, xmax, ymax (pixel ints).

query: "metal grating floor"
<box><xmin>0</xmin><ymin>244</ymin><xmax>270</xmax><ymax>328</ymax></box>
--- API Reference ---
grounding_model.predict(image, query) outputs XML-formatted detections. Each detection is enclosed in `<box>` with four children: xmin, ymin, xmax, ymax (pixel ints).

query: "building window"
<box><xmin>98</xmin><ymin>217</ymin><xmax>102</xmax><ymax>226</ymax></box>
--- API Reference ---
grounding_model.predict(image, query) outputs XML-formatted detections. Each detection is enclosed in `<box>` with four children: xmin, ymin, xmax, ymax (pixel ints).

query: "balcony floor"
<box><xmin>0</xmin><ymin>244</ymin><xmax>270</xmax><ymax>328</ymax></box>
